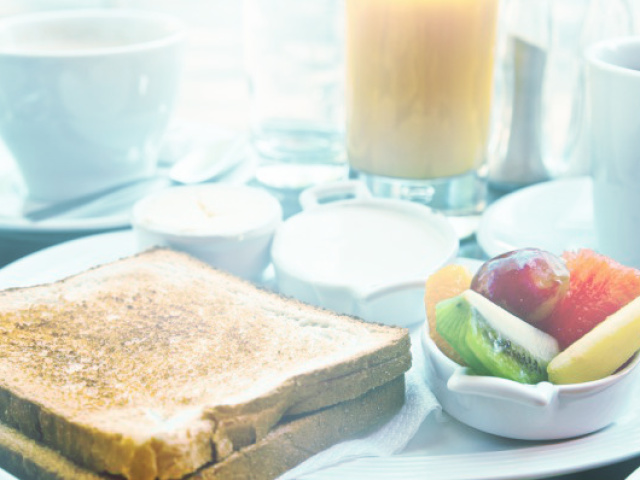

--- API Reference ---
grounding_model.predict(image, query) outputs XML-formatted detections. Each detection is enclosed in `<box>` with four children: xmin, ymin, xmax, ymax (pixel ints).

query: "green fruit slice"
<box><xmin>463</xmin><ymin>290</ymin><xmax>559</xmax><ymax>384</ymax></box>
<box><xmin>437</xmin><ymin>290</ymin><xmax>560</xmax><ymax>383</ymax></box>
<box><xmin>435</xmin><ymin>296</ymin><xmax>490</xmax><ymax>375</ymax></box>
<box><xmin>548</xmin><ymin>296</ymin><xmax>640</xmax><ymax>384</ymax></box>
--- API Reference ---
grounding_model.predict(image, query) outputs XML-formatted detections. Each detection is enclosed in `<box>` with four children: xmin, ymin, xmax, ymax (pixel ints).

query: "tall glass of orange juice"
<box><xmin>346</xmin><ymin>0</ymin><xmax>499</xmax><ymax>215</ymax></box>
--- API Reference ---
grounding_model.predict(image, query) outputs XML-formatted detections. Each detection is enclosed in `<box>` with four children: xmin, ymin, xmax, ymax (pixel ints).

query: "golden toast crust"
<box><xmin>0</xmin><ymin>377</ymin><xmax>405</xmax><ymax>480</ymax></box>
<box><xmin>0</xmin><ymin>249</ymin><xmax>410</xmax><ymax>480</ymax></box>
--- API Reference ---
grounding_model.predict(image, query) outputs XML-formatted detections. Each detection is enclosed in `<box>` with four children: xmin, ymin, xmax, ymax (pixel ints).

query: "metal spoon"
<box><xmin>22</xmin><ymin>176</ymin><xmax>171</xmax><ymax>222</ymax></box>
<box><xmin>168</xmin><ymin>134</ymin><xmax>246</xmax><ymax>184</ymax></box>
<box><xmin>22</xmin><ymin>134</ymin><xmax>247</xmax><ymax>222</ymax></box>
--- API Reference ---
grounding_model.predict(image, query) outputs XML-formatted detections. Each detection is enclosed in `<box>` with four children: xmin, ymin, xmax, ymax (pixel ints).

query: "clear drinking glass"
<box><xmin>487</xmin><ymin>0</ymin><xmax>635</xmax><ymax>190</ymax></box>
<box><xmin>345</xmin><ymin>0</ymin><xmax>500</xmax><ymax>216</ymax></box>
<box><xmin>243</xmin><ymin>0</ymin><xmax>347</xmax><ymax>190</ymax></box>
<box><xmin>541</xmin><ymin>0</ymin><xmax>635</xmax><ymax>179</ymax></box>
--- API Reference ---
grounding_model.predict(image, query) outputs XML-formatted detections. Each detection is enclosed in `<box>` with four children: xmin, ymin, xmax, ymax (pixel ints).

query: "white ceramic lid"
<box><xmin>271</xmin><ymin>181</ymin><xmax>459</xmax><ymax>326</ymax></box>
<box><xmin>274</xmin><ymin>202</ymin><xmax>453</xmax><ymax>286</ymax></box>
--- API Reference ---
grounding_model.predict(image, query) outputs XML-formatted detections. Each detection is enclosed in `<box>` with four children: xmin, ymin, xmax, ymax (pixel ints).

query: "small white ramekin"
<box><xmin>131</xmin><ymin>184</ymin><xmax>282</xmax><ymax>280</ymax></box>
<box><xmin>271</xmin><ymin>181</ymin><xmax>459</xmax><ymax>327</ymax></box>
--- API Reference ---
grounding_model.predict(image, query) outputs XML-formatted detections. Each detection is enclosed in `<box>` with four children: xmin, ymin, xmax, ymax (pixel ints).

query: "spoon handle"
<box><xmin>23</xmin><ymin>177</ymin><xmax>169</xmax><ymax>222</ymax></box>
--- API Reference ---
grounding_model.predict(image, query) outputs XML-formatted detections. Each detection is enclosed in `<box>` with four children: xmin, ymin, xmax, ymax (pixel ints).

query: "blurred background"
<box><xmin>4</xmin><ymin>0</ymin><xmax>640</xmax><ymax>181</ymax></box>
<box><xmin>4</xmin><ymin>0</ymin><xmax>640</xmax><ymax>180</ymax></box>
<box><xmin>0</xmin><ymin>0</ymin><xmax>248</xmax><ymax>130</ymax></box>
<box><xmin>2</xmin><ymin>4</ymin><xmax>640</xmax><ymax>479</ymax></box>
<box><xmin>0</xmin><ymin>0</ymin><xmax>249</xmax><ymax>264</ymax></box>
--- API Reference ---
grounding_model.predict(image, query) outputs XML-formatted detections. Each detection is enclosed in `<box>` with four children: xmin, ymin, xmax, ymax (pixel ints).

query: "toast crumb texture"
<box><xmin>0</xmin><ymin>249</ymin><xmax>410</xmax><ymax>480</ymax></box>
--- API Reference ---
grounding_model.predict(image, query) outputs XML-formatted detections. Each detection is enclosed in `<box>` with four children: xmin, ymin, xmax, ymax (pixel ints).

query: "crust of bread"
<box><xmin>0</xmin><ymin>249</ymin><xmax>411</xmax><ymax>480</ymax></box>
<box><xmin>0</xmin><ymin>377</ymin><xmax>405</xmax><ymax>480</ymax></box>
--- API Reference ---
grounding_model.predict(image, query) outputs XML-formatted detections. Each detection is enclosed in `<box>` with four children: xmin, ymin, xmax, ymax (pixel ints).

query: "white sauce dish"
<box><xmin>132</xmin><ymin>184</ymin><xmax>282</xmax><ymax>280</ymax></box>
<box><xmin>271</xmin><ymin>181</ymin><xmax>458</xmax><ymax>327</ymax></box>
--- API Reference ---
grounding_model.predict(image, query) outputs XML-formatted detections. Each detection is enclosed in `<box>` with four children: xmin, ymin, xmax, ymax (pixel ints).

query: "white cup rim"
<box><xmin>586</xmin><ymin>35</ymin><xmax>640</xmax><ymax>78</ymax></box>
<box><xmin>0</xmin><ymin>8</ymin><xmax>185</xmax><ymax>58</ymax></box>
<box><xmin>131</xmin><ymin>184</ymin><xmax>284</xmax><ymax>240</ymax></box>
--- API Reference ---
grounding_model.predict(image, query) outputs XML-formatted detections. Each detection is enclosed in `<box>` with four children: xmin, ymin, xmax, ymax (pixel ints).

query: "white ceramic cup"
<box><xmin>586</xmin><ymin>37</ymin><xmax>640</xmax><ymax>269</ymax></box>
<box><xmin>131</xmin><ymin>184</ymin><xmax>283</xmax><ymax>281</ymax></box>
<box><xmin>0</xmin><ymin>9</ymin><xmax>184</xmax><ymax>203</ymax></box>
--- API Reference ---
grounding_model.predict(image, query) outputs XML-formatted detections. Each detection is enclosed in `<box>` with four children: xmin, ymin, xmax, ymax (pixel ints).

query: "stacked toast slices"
<box><xmin>0</xmin><ymin>249</ymin><xmax>411</xmax><ymax>480</ymax></box>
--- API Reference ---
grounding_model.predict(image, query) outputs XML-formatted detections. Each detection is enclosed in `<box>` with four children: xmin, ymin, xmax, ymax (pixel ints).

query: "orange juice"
<box><xmin>346</xmin><ymin>0</ymin><xmax>499</xmax><ymax>179</ymax></box>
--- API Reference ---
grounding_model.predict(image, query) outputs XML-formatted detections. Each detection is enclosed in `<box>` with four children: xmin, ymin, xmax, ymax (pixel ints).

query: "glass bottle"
<box><xmin>487</xmin><ymin>0</ymin><xmax>551</xmax><ymax>190</ymax></box>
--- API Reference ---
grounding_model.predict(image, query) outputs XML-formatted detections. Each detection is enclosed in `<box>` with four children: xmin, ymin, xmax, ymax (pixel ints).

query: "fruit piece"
<box><xmin>464</xmin><ymin>290</ymin><xmax>560</xmax><ymax>383</ymax></box>
<box><xmin>425</xmin><ymin>264</ymin><xmax>473</xmax><ymax>364</ymax></box>
<box><xmin>471</xmin><ymin>248</ymin><xmax>570</xmax><ymax>326</ymax></box>
<box><xmin>438</xmin><ymin>290</ymin><xmax>560</xmax><ymax>383</ymax></box>
<box><xmin>435</xmin><ymin>296</ymin><xmax>490</xmax><ymax>374</ymax></box>
<box><xmin>542</xmin><ymin>249</ymin><xmax>640</xmax><ymax>350</ymax></box>
<box><xmin>548</xmin><ymin>295</ymin><xmax>640</xmax><ymax>384</ymax></box>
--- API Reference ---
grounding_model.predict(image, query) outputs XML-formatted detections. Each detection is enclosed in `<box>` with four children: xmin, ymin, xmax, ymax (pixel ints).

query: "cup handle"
<box><xmin>299</xmin><ymin>180</ymin><xmax>372</xmax><ymax>210</ymax></box>
<box><xmin>447</xmin><ymin>367</ymin><xmax>557</xmax><ymax>407</ymax></box>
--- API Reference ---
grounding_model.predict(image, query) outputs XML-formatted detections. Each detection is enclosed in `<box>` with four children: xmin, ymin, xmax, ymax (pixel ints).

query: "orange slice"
<box><xmin>425</xmin><ymin>264</ymin><xmax>473</xmax><ymax>364</ymax></box>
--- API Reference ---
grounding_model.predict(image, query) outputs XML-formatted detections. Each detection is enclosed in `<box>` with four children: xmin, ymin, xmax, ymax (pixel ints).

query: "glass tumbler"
<box><xmin>243</xmin><ymin>0</ymin><xmax>347</xmax><ymax>190</ymax></box>
<box><xmin>345</xmin><ymin>0</ymin><xmax>500</xmax><ymax>216</ymax></box>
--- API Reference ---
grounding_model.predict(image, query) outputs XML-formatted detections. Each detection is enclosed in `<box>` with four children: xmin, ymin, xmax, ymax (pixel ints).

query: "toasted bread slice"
<box><xmin>0</xmin><ymin>376</ymin><xmax>405</xmax><ymax>480</ymax></box>
<box><xmin>0</xmin><ymin>249</ymin><xmax>410</xmax><ymax>480</ymax></box>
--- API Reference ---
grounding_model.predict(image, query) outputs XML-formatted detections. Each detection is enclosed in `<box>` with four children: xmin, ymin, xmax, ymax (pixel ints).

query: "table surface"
<box><xmin>0</xmin><ymin>2</ymin><xmax>639</xmax><ymax>479</ymax></box>
<box><xmin>1</xmin><ymin>200</ymin><xmax>639</xmax><ymax>480</ymax></box>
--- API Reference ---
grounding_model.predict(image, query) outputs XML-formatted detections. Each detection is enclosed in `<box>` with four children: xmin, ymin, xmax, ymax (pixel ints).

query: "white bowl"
<box><xmin>271</xmin><ymin>181</ymin><xmax>459</xmax><ymax>327</ymax></box>
<box><xmin>421</xmin><ymin>322</ymin><xmax>640</xmax><ymax>440</ymax></box>
<box><xmin>131</xmin><ymin>184</ymin><xmax>282</xmax><ymax>280</ymax></box>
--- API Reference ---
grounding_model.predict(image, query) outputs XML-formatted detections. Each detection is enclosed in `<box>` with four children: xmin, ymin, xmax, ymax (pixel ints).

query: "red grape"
<box><xmin>471</xmin><ymin>248</ymin><xmax>570</xmax><ymax>325</ymax></box>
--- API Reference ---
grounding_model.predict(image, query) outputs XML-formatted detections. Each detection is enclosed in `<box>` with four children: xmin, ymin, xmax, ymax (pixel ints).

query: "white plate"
<box><xmin>2</xmin><ymin>231</ymin><xmax>640</xmax><ymax>479</ymax></box>
<box><xmin>478</xmin><ymin>177</ymin><xmax>596</xmax><ymax>258</ymax></box>
<box><xmin>629</xmin><ymin>466</ymin><xmax>640</xmax><ymax>480</ymax></box>
<box><xmin>0</xmin><ymin>167</ymin><xmax>134</xmax><ymax>234</ymax></box>
<box><xmin>0</xmin><ymin>167</ymin><xmax>256</xmax><ymax>236</ymax></box>
<box><xmin>0</xmin><ymin>230</ymin><xmax>137</xmax><ymax>289</ymax></box>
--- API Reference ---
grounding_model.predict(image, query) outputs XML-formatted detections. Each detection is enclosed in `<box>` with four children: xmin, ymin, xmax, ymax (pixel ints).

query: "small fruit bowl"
<box><xmin>422</xmin><ymin>248</ymin><xmax>640</xmax><ymax>440</ymax></box>
<box><xmin>422</xmin><ymin>301</ymin><xmax>640</xmax><ymax>441</ymax></box>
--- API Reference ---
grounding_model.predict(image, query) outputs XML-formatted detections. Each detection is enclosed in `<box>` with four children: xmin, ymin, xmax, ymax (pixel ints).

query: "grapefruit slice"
<box><xmin>541</xmin><ymin>249</ymin><xmax>640</xmax><ymax>349</ymax></box>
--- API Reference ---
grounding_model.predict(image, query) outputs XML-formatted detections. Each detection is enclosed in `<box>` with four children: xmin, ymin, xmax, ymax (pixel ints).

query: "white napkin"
<box><xmin>279</xmin><ymin>330</ymin><xmax>440</xmax><ymax>479</ymax></box>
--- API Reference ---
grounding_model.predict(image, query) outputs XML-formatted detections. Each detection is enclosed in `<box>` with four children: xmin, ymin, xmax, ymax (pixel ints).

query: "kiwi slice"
<box><xmin>435</xmin><ymin>296</ymin><xmax>490</xmax><ymax>375</ymax></box>
<box><xmin>464</xmin><ymin>290</ymin><xmax>560</xmax><ymax>383</ymax></box>
<box><xmin>437</xmin><ymin>290</ymin><xmax>560</xmax><ymax>383</ymax></box>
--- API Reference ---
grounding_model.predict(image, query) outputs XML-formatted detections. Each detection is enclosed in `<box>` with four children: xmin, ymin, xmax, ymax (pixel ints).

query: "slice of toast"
<box><xmin>0</xmin><ymin>249</ymin><xmax>410</xmax><ymax>480</ymax></box>
<box><xmin>0</xmin><ymin>376</ymin><xmax>405</xmax><ymax>480</ymax></box>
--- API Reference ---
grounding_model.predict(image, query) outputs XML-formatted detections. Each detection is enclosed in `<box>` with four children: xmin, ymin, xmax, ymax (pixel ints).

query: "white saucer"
<box><xmin>0</xmin><ymin>171</ymin><xmax>141</xmax><ymax>234</ymax></box>
<box><xmin>0</xmin><ymin>139</ymin><xmax>256</xmax><ymax>235</ymax></box>
<box><xmin>478</xmin><ymin>177</ymin><xmax>596</xmax><ymax>258</ymax></box>
<box><xmin>629</xmin><ymin>466</ymin><xmax>640</xmax><ymax>480</ymax></box>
